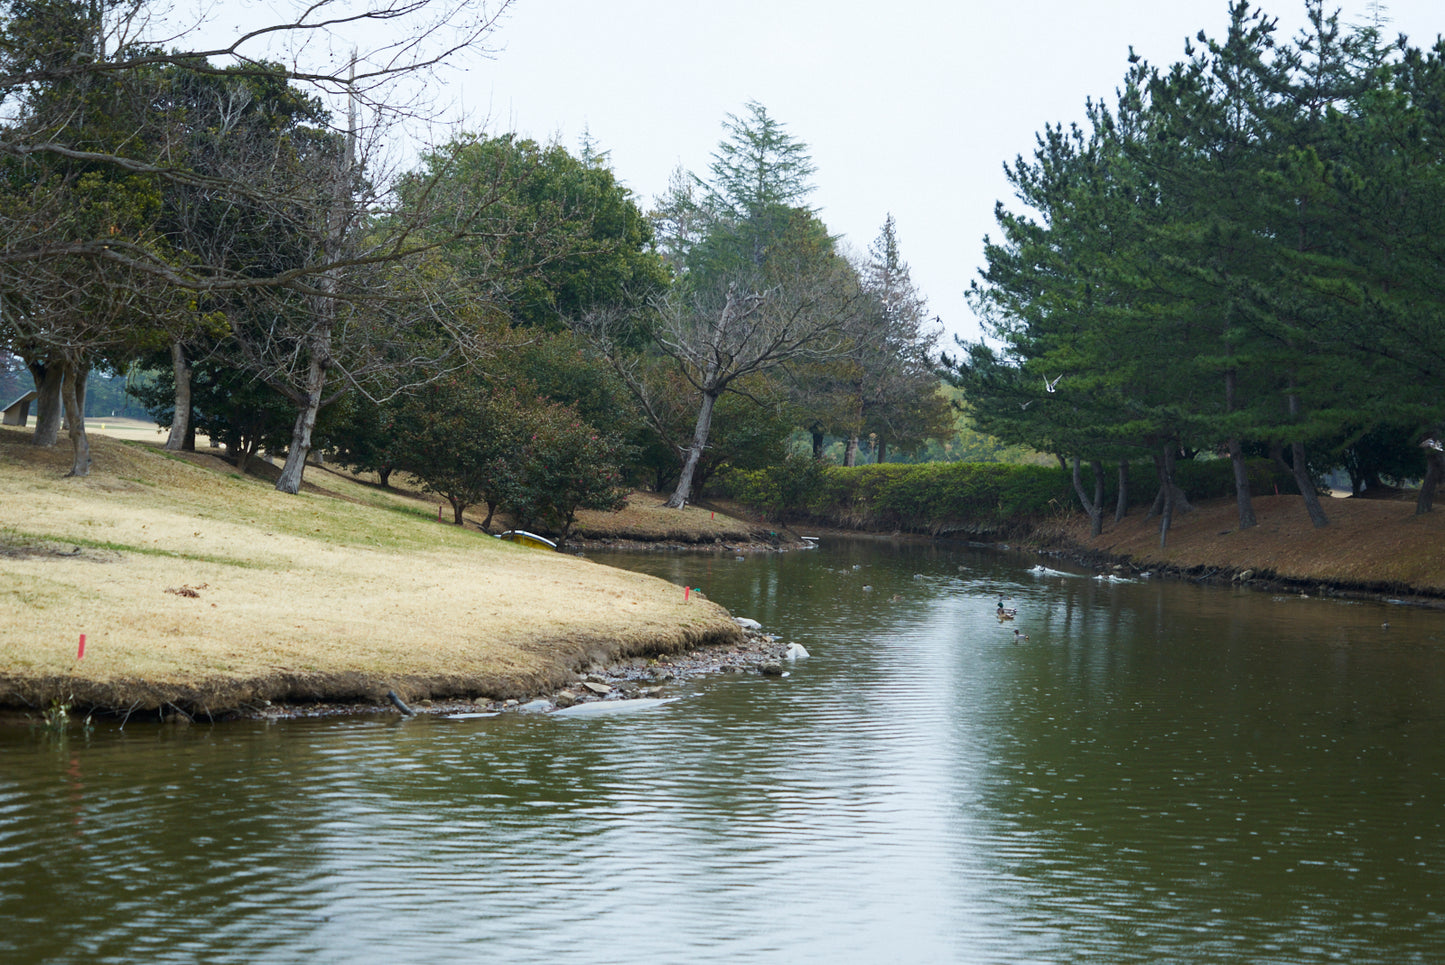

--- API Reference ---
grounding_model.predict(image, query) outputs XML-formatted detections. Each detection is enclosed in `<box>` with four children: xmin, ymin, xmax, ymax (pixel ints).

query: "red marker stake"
<box><xmin>684</xmin><ymin>586</ymin><xmax>691</xmax><ymax>603</ymax></box>
<box><xmin>77</xmin><ymin>634</ymin><xmax>86</xmax><ymax>660</ymax></box>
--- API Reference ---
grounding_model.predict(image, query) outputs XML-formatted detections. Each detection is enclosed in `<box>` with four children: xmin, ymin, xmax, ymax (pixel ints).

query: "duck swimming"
<box><xmin>996</xmin><ymin>596</ymin><xmax>1018</xmax><ymax>619</ymax></box>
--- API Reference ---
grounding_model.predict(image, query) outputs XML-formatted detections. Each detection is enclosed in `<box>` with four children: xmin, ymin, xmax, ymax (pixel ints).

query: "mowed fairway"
<box><xmin>0</xmin><ymin>427</ymin><xmax>740</xmax><ymax>715</ymax></box>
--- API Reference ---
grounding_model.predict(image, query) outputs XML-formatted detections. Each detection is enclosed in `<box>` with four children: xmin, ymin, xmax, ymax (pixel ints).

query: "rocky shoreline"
<box><xmin>238</xmin><ymin>623</ymin><xmax>800</xmax><ymax>724</ymax></box>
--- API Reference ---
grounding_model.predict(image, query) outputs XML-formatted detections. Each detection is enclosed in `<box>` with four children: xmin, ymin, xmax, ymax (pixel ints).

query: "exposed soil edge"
<box><xmin>0</xmin><ymin>622</ymin><xmax>745</xmax><ymax>723</ymax></box>
<box><xmin>1015</xmin><ymin>513</ymin><xmax>1445</xmax><ymax>610</ymax></box>
<box><xmin>1023</xmin><ymin>540</ymin><xmax>1445</xmax><ymax>609</ymax></box>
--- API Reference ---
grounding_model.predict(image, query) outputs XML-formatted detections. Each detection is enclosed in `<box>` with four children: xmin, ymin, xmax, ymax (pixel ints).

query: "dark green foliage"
<box><xmin>1132</xmin><ymin>458</ymin><xmax>1291</xmax><ymax>505</ymax></box>
<box><xmin>327</xmin><ymin>392</ymin><xmax>405</xmax><ymax>486</ymax></box>
<box><xmin>504</xmin><ymin>401</ymin><xmax>630</xmax><ymax>546</ymax></box>
<box><xmin>131</xmin><ymin>357</ymin><xmax>298</xmax><ymax>463</ymax></box>
<box><xmin>402</xmin><ymin>135</ymin><xmax>667</xmax><ymax>333</ymax></box>
<box><xmin>689</xmin><ymin>391</ymin><xmax>794</xmax><ymax>494</ymax></box>
<box><xmin>507</xmin><ymin>332</ymin><xmax>628</xmax><ymax>423</ymax></box>
<box><xmin>946</xmin><ymin>3</ymin><xmax>1445</xmax><ymax>532</ymax></box>
<box><xmin>339</xmin><ymin>362</ymin><xmax>630</xmax><ymax>545</ymax></box>
<box><xmin>730</xmin><ymin>461</ymin><xmax>1073</xmax><ymax>533</ymax></box>
<box><xmin>383</xmin><ymin>376</ymin><xmax>529</xmax><ymax>528</ymax></box>
<box><xmin>719</xmin><ymin>451</ymin><xmax>827</xmax><ymax>518</ymax></box>
<box><xmin>729</xmin><ymin>455</ymin><xmax>1292</xmax><ymax>535</ymax></box>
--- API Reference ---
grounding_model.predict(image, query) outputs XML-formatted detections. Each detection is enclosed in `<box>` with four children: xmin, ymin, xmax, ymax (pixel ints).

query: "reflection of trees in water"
<box><xmin>7</xmin><ymin>543</ymin><xmax>1445</xmax><ymax>962</ymax></box>
<box><xmin>971</xmin><ymin>571</ymin><xmax>1445</xmax><ymax>961</ymax></box>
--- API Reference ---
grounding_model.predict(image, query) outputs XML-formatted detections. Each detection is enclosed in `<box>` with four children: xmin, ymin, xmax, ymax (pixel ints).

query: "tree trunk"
<box><xmin>1157</xmin><ymin>446</ymin><xmax>1177</xmax><ymax>550</ymax></box>
<box><xmin>449</xmin><ymin>497</ymin><xmax>466</xmax><ymax>525</ymax></box>
<box><xmin>1223</xmin><ymin>365</ymin><xmax>1256</xmax><ymax>529</ymax></box>
<box><xmin>1146</xmin><ymin>447</ymin><xmax>1193</xmax><ymax>528</ymax></box>
<box><xmin>1114</xmin><ymin>461</ymin><xmax>1129</xmax><ymax>523</ymax></box>
<box><xmin>1289</xmin><ymin>440</ymin><xmax>1329</xmax><ymax>527</ymax></box>
<box><xmin>276</xmin><ymin>341</ymin><xmax>328</xmax><ymax>495</ymax></box>
<box><xmin>667</xmin><ymin>389</ymin><xmax>718</xmax><ymax>508</ymax></box>
<box><xmin>1227</xmin><ymin>437</ymin><xmax>1258</xmax><ymax>530</ymax></box>
<box><xmin>60</xmin><ymin>361</ymin><xmax>90</xmax><ymax>477</ymax></box>
<box><xmin>1146</xmin><ymin>488</ymin><xmax>1163</xmax><ymax>521</ymax></box>
<box><xmin>1089</xmin><ymin>459</ymin><xmax>1104</xmax><ymax>536</ymax></box>
<box><xmin>876</xmin><ymin>439</ymin><xmax>887</xmax><ymax>464</ymax></box>
<box><xmin>1281</xmin><ymin>379</ymin><xmax>1327</xmax><ymax>527</ymax></box>
<box><xmin>165</xmin><ymin>341</ymin><xmax>192</xmax><ymax>451</ymax></box>
<box><xmin>843</xmin><ymin>435</ymin><xmax>859</xmax><ymax>467</ymax></box>
<box><xmin>1346</xmin><ymin>458</ymin><xmax>1365</xmax><ymax>497</ymax></box>
<box><xmin>378</xmin><ymin>467</ymin><xmax>393</xmax><ymax>488</ymax></box>
<box><xmin>1070</xmin><ymin>457</ymin><xmax>1105</xmax><ymax>538</ymax></box>
<box><xmin>810</xmin><ymin>425</ymin><xmax>825</xmax><ymax>460</ymax></box>
<box><xmin>276</xmin><ymin>108</ymin><xmax>348</xmax><ymax>496</ymax></box>
<box><xmin>26</xmin><ymin>360</ymin><xmax>64</xmax><ymax>447</ymax></box>
<box><xmin>1417</xmin><ymin>448</ymin><xmax>1445</xmax><ymax>515</ymax></box>
<box><xmin>235</xmin><ymin>434</ymin><xmax>261</xmax><ymax>475</ymax></box>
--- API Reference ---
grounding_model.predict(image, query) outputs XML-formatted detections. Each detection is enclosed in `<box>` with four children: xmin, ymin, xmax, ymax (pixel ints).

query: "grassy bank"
<box><xmin>1033</xmin><ymin>492</ymin><xmax>1445</xmax><ymax>599</ymax></box>
<box><xmin>0</xmin><ymin>428</ymin><xmax>758</xmax><ymax>718</ymax></box>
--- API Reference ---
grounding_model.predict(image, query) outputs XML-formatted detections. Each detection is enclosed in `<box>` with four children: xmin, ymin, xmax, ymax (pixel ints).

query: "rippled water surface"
<box><xmin>5</xmin><ymin>538</ymin><xmax>1445</xmax><ymax>963</ymax></box>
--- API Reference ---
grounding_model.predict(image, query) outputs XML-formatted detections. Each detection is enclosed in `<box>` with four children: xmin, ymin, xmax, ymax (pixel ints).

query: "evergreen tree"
<box><xmin>839</xmin><ymin>214</ymin><xmax>950</xmax><ymax>464</ymax></box>
<box><xmin>586</xmin><ymin>102</ymin><xmax>861</xmax><ymax>509</ymax></box>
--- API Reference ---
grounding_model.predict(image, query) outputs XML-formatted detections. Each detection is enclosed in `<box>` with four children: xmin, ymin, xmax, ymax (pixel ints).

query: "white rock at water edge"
<box><xmin>785</xmin><ymin>643</ymin><xmax>810</xmax><ymax>661</ymax></box>
<box><xmin>735</xmin><ymin>617</ymin><xmax>763</xmax><ymax>630</ymax></box>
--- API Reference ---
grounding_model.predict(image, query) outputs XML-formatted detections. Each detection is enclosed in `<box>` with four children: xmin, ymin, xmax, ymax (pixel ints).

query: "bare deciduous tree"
<box><xmin>583</xmin><ymin>257</ymin><xmax>863</xmax><ymax>509</ymax></box>
<box><xmin>1</xmin><ymin>0</ymin><xmax>517</xmax><ymax>479</ymax></box>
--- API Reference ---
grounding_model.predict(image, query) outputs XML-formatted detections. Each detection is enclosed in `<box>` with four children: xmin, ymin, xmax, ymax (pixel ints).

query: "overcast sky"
<box><xmin>455</xmin><ymin>0</ymin><xmax>1440</xmax><ymax>347</ymax></box>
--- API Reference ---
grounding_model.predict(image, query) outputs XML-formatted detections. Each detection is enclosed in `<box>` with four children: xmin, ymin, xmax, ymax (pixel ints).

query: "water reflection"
<box><xmin>3</xmin><ymin>538</ymin><xmax>1444</xmax><ymax>963</ymax></box>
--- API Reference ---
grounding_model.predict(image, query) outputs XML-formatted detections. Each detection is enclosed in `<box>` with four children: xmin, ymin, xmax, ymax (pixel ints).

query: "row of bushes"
<box><xmin>724</xmin><ymin>456</ymin><xmax>1294</xmax><ymax>535</ymax></box>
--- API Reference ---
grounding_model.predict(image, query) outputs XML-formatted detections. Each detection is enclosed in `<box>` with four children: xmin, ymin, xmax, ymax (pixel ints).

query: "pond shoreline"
<box><xmin>1</xmin><ymin>625</ymin><xmax>797</xmax><ymax>728</ymax></box>
<box><xmin>1015</xmin><ymin>493</ymin><xmax>1445</xmax><ymax>608</ymax></box>
<box><xmin>240</xmin><ymin>626</ymin><xmax>797</xmax><ymax>723</ymax></box>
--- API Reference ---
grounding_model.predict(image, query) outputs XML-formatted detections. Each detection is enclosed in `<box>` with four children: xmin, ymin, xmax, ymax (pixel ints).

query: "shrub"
<box><xmin>724</xmin><ymin>452</ymin><xmax>828</xmax><ymax>518</ymax></box>
<box><xmin>729</xmin><ymin>455</ymin><xmax>1293</xmax><ymax>535</ymax></box>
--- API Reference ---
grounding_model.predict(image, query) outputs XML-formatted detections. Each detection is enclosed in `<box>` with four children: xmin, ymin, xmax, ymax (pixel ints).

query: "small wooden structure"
<box><xmin>1</xmin><ymin>389</ymin><xmax>37</xmax><ymax>427</ymax></box>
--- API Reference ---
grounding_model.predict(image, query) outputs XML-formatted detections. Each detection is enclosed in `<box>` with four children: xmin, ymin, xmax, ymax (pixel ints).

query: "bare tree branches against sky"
<box><xmin>468</xmin><ymin>0</ymin><xmax>1440</xmax><ymax>344</ymax></box>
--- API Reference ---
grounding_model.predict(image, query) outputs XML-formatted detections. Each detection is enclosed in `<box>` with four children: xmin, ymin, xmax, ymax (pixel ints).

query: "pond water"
<box><xmin>4</xmin><ymin>538</ymin><xmax>1445</xmax><ymax>963</ymax></box>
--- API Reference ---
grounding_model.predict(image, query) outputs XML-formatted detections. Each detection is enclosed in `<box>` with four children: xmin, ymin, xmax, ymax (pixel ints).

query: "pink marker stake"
<box><xmin>77</xmin><ymin>634</ymin><xmax>86</xmax><ymax>660</ymax></box>
<box><xmin>684</xmin><ymin>586</ymin><xmax>691</xmax><ymax>603</ymax></box>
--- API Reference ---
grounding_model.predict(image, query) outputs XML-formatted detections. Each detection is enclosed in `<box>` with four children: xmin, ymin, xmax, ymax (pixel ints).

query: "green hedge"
<box><xmin>724</xmin><ymin>456</ymin><xmax>1292</xmax><ymax>535</ymax></box>
<box><xmin>726</xmin><ymin>461</ymin><xmax>1072</xmax><ymax>534</ymax></box>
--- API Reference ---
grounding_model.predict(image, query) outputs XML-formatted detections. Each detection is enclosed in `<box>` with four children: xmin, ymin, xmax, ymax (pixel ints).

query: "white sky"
<box><xmin>459</xmin><ymin>0</ymin><xmax>1440</xmax><ymax>348</ymax></box>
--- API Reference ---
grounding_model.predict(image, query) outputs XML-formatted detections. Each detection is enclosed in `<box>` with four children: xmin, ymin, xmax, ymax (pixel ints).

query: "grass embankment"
<box><xmin>0</xmin><ymin>427</ymin><xmax>757</xmax><ymax>718</ymax></box>
<box><xmin>1034</xmin><ymin>492</ymin><xmax>1445</xmax><ymax>598</ymax></box>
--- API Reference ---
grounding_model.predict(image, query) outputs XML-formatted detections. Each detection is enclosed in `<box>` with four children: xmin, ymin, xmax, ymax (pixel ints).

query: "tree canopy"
<box><xmin>946</xmin><ymin>0</ymin><xmax>1445</xmax><ymax>544</ymax></box>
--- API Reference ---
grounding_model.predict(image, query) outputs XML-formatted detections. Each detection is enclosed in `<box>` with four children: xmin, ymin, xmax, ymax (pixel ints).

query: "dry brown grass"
<box><xmin>322</xmin><ymin>468</ymin><xmax>765</xmax><ymax>545</ymax></box>
<box><xmin>572</xmin><ymin>490</ymin><xmax>760</xmax><ymax>542</ymax></box>
<box><xmin>0</xmin><ymin>427</ymin><xmax>741</xmax><ymax>716</ymax></box>
<box><xmin>1041</xmin><ymin>492</ymin><xmax>1445</xmax><ymax>595</ymax></box>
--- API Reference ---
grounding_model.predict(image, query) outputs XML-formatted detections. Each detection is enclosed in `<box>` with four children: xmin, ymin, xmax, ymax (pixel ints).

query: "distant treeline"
<box><xmin>728</xmin><ymin>457</ymin><xmax>1293</xmax><ymax>537</ymax></box>
<box><xmin>939</xmin><ymin>5</ymin><xmax>1445</xmax><ymax>539</ymax></box>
